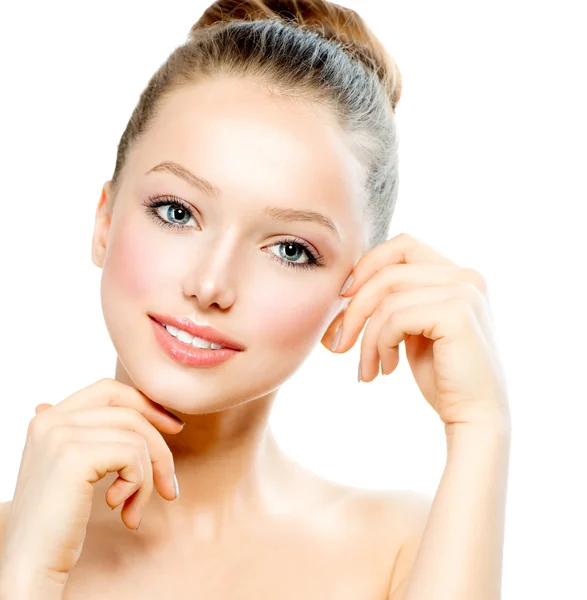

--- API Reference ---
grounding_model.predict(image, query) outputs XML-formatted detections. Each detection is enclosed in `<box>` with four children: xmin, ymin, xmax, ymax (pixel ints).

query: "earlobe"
<box><xmin>91</xmin><ymin>182</ymin><xmax>113</xmax><ymax>269</ymax></box>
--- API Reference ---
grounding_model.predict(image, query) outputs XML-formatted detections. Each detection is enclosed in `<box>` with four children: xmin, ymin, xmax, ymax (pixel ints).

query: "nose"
<box><xmin>182</xmin><ymin>234</ymin><xmax>238</xmax><ymax>310</ymax></box>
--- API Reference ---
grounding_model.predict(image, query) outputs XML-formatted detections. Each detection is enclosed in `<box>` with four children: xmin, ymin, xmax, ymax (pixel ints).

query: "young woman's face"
<box><xmin>94</xmin><ymin>76</ymin><xmax>368</xmax><ymax>413</ymax></box>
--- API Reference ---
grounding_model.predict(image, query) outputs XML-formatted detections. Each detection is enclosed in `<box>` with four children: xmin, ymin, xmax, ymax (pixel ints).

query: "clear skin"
<box><xmin>91</xmin><ymin>76</ymin><xmax>368</xmax><ymax>543</ymax></box>
<box><xmin>2</xmin><ymin>75</ymin><xmax>419</xmax><ymax>600</ymax></box>
<box><xmin>0</xmin><ymin>74</ymin><xmax>510</xmax><ymax>599</ymax></box>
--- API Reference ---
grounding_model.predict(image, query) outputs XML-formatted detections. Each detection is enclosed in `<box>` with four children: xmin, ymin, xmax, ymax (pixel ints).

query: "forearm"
<box><xmin>0</xmin><ymin>563</ymin><xmax>66</xmax><ymax>600</ymax></box>
<box><xmin>402</xmin><ymin>419</ymin><xmax>511</xmax><ymax>600</ymax></box>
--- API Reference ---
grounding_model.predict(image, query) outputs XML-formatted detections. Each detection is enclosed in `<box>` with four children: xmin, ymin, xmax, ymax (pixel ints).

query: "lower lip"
<box><xmin>149</xmin><ymin>317</ymin><xmax>241</xmax><ymax>367</ymax></box>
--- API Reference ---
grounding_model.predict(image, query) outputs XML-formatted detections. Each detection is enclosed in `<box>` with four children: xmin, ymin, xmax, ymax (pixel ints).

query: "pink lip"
<box><xmin>148</xmin><ymin>313</ymin><xmax>245</xmax><ymax>351</ymax></box>
<box><xmin>149</xmin><ymin>317</ymin><xmax>242</xmax><ymax>367</ymax></box>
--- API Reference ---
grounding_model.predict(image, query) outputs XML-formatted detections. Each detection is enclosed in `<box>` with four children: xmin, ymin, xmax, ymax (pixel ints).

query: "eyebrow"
<box><xmin>146</xmin><ymin>161</ymin><xmax>341</xmax><ymax>241</ymax></box>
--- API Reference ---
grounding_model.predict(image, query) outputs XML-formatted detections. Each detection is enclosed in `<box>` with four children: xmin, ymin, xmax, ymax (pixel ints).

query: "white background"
<box><xmin>1</xmin><ymin>1</ymin><xmax>585</xmax><ymax>598</ymax></box>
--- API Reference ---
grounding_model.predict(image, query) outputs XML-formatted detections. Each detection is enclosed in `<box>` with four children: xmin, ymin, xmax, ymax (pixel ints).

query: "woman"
<box><xmin>0</xmin><ymin>1</ymin><xmax>511</xmax><ymax>598</ymax></box>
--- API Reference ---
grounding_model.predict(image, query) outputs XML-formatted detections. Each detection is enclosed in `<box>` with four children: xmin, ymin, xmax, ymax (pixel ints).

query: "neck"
<box><xmin>113</xmin><ymin>359</ymin><xmax>300</xmax><ymax>545</ymax></box>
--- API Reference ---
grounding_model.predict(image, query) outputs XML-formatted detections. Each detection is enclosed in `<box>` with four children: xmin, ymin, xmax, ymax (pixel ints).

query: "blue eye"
<box><xmin>144</xmin><ymin>197</ymin><xmax>198</xmax><ymax>229</ymax></box>
<box><xmin>142</xmin><ymin>194</ymin><xmax>327</xmax><ymax>271</ymax></box>
<box><xmin>266</xmin><ymin>239</ymin><xmax>319</xmax><ymax>271</ymax></box>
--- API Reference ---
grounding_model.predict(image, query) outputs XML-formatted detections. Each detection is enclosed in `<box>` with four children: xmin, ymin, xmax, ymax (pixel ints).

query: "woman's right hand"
<box><xmin>0</xmin><ymin>377</ymin><xmax>185</xmax><ymax>595</ymax></box>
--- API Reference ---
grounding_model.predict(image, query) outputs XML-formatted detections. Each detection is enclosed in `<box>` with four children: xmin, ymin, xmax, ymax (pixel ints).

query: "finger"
<box><xmin>372</xmin><ymin>298</ymin><xmax>496</xmax><ymax>411</ymax></box>
<box><xmin>107</xmin><ymin>477</ymin><xmax>144</xmax><ymax>512</ymax></box>
<box><xmin>39</xmin><ymin>406</ymin><xmax>177</xmax><ymax>503</ymax></box>
<box><xmin>358</xmin><ymin>293</ymin><xmax>399</xmax><ymax>381</ymax></box>
<box><xmin>65</xmin><ymin>440</ymin><xmax>148</xmax><ymax>531</ymax></box>
<box><xmin>53</xmin><ymin>378</ymin><xmax>185</xmax><ymax>433</ymax></box>
<box><xmin>340</xmin><ymin>233</ymin><xmax>457</xmax><ymax>298</ymax></box>
<box><xmin>336</xmin><ymin>264</ymin><xmax>464</xmax><ymax>354</ymax></box>
<box><xmin>35</xmin><ymin>403</ymin><xmax>54</xmax><ymax>415</ymax></box>
<box><xmin>49</xmin><ymin>425</ymin><xmax>154</xmax><ymax>518</ymax></box>
<box><xmin>359</xmin><ymin>286</ymin><xmax>461</xmax><ymax>381</ymax></box>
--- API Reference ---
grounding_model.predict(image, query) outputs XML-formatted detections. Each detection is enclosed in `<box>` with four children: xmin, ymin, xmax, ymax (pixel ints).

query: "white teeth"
<box><xmin>176</xmin><ymin>330</ymin><xmax>194</xmax><ymax>344</ymax></box>
<box><xmin>164</xmin><ymin>324</ymin><xmax>226</xmax><ymax>350</ymax></box>
<box><xmin>190</xmin><ymin>335</ymin><xmax>210</xmax><ymax>349</ymax></box>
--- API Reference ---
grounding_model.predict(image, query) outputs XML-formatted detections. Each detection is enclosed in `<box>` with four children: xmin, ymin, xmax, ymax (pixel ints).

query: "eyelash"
<box><xmin>142</xmin><ymin>194</ymin><xmax>326</xmax><ymax>271</ymax></box>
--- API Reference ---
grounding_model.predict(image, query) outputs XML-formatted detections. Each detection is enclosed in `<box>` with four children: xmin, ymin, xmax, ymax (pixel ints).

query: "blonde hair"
<box><xmin>110</xmin><ymin>0</ymin><xmax>402</xmax><ymax>249</ymax></box>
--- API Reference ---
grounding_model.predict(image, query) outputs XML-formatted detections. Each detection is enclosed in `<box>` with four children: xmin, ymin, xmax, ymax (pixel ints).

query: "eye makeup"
<box><xmin>141</xmin><ymin>194</ymin><xmax>327</xmax><ymax>271</ymax></box>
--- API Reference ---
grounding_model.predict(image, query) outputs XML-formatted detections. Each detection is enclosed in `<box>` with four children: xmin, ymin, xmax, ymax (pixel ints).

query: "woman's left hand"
<box><xmin>329</xmin><ymin>233</ymin><xmax>510</xmax><ymax>430</ymax></box>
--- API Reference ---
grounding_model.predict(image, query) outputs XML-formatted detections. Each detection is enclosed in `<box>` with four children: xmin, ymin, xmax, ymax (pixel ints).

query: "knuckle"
<box><xmin>133</xmin><ymin>448</ymin><xmax>148</xmax><ymax>481</ymax></box>
<box><xmin>124</xmin><ymin>443</ymin><xmax>144</xmax><ymax>474</ymax></box>
<box><xmin>134</xmin><ymin>442</ymin><xmax>147</xmax><ymax>464</ymax></box>
<box><xmin>140</xmin><ymin>437</ymin><xmax>151</xmax><ymax>461</ymax></box>
<box><xmin>27</xmin><ymin>412</ymin><xmax>50</xmax><ymax>441</ymax></box>
<box><xmin>97</xmin><ymin>377</ymin><xmax>123</xmax><ymax>405</ymax></box>
<box><xmin>127</xmin><ymin>430</ymin><xmax>147</xmax><ymax>449</ymax></box>
<box><xmin>451</xmin><ymin>297</ymin><xmax>475</xmax><ymax>324</ymax></box>
<box><xmin>464</xmin><ymin>267</ymin><xmax>487</xmax><ymax>292</ymax></box>
<box><xmin>398</xmin><ymin>232</ymin><xmax>417</xmax><ymax>246</ymax></box>
<box><xmin>457</xmin><ymin>281</ymin><xmax>481</xmax><ymax>302</ymax></box>
<box><xmin>461</xmin><ymin>282</ymin><xmax>485</xmax><ymax>311</ymax></box>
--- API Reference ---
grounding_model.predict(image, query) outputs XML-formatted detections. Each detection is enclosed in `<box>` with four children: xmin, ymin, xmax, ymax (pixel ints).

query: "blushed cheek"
<box><xmin>247</xmin><ymin>281</ymin><xmax>334</xmax><ymax>352</ymax></box>
<box><xmin>103</xmin><ymin>222</ymin><xmax>167</xmax><ymax>301</ymax></box>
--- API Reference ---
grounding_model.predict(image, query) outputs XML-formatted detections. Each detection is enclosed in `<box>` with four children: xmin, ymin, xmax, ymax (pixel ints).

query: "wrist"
<box><xmin>444</xmin><ymin>417</ymin><xmax>511</xmax><ymax>458</ymax></box>
<box><xmin>445</xmin><ymin>409</ymin><xmax>511</xmax><ymax>438</ymax></box>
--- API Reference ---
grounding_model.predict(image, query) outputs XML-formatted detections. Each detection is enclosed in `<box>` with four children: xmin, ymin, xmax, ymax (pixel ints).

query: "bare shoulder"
<box><xmin>342</xmin><ymin>486</ymin><xmax>433</xmax><ymax>544</ymax></box>
<box><xmin>373</xmin><ymin>488</ymin><xmax>433</xmax><ymax>531</ymax></box>
<box><xmin>306</xmin><ymin>482</ymin><xmax>433</xmax><ymax>600</ymax></box>
<box><xmin>357</xmin><ymin>489</ymin><xmax>433</xmax><ymax>599</ymax></box>
<box><xmin>292</xmin><ymin>461</ymin><xmax>433</xmax><ymax>550</ymax></box>
<box><xmin>306</xmin><ymin>472</ymin><xmax>433</xmax><ymax>555</ymax></box>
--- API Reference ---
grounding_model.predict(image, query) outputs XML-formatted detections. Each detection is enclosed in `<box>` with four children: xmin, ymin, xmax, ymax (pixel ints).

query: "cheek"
<box><xmin>102</xmin><ymin>221</ymin><xmax>172</xmax><ymax>301</ymax></box>
<box><xmin>102</xmin><ymin>216</ymin><xmax>336</xmax><ymax>354</ymax></box>
<box><xmin>246</xmin><ymin>279</ymin><xmax>333</xmax><ymax>349</ymax></box>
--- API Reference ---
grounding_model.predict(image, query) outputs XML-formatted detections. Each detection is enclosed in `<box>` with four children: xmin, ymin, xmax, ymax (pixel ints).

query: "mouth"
<box><xmin>149</xmin><ymin>317</ymin><xmax>242</xmax><ymax>368</ymax></box>
<box><xmin>148</xmin><ymin>313</ymin><xmax>244</xmax><ymax>351</ymax></box>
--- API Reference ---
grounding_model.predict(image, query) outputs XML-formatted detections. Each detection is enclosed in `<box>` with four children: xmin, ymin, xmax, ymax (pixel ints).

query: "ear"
<box><xmin>91</xmin><ymin>181</ymin><xmax>114</xmax><ymax>269</ymax></box>
<box><xmin>320</xmin><ymin>297</ymin><xmax>350</xmax><ymax>352</ymax></box>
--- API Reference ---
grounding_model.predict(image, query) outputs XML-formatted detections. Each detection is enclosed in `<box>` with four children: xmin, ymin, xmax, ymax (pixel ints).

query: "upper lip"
<box><xmin>149</xmin><ymin>313</ymin><xmax>245</xmax><ymax>351</ymax></box>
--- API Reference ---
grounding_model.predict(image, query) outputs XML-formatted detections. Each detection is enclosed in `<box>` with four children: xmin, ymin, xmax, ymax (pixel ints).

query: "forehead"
<box><xmin>129</xmin><ymin>76</ymin><xmax>366</xmax><ymax>225</ymax></box>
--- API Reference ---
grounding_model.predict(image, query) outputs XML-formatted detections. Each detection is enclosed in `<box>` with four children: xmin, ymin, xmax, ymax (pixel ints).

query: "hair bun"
<box><xmin>192</xmin><ymin>0</ymin><xmax>402</xmax><ymax>111</ymax></box>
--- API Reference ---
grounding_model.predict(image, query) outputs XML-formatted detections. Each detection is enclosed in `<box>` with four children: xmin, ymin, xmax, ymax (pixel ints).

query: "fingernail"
<box><xmin>163</xmin><ymin>410</ymin><xmax>185</xmax><ymax>426</ymax></box>
<box><xmin>173</xmin><ymin>473</ymin><xmax>180</xmax><ymax>499</ymax></box>
<box><xmin>340</xmin><ymin>274</ymin><xmax>354</xmax><ymax>295</ymax></box>
<box><xmin>358</xmin><ymin>361</ymin><xmax>362</xmax><ymax>382</ymax></box>
<box><xmin>331</xmin><ymin>326</ymin><xmax>342</xmax><ymax>352</ymax></box>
